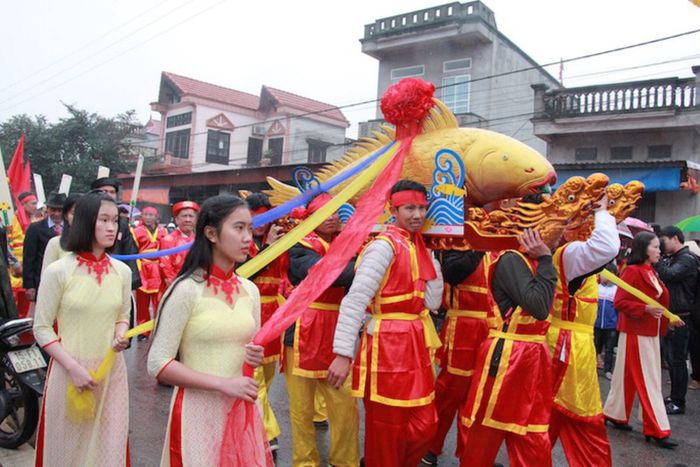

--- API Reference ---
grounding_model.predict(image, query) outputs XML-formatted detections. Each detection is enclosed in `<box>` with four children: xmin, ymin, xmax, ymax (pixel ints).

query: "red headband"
<box><xmin>173</xmin><ymin>201</ymin><xmax>200</xmax><ymax>216</ymax></box>
<box><xmin>390</xmin><ymin>190</ymin><xmax>428</xmax><ymax>207</ymax></box>
<box><xmin>21</xmin><ymin>194</ymin><xmax>38</xmax><ymax>204</ymax></box>
<box><xmin>251</xmin><ymin>206</ymin><xmax>269</xmax><ymax>216</ymax></box>
<box><xmin>307</xmin><ymin>193</ymin><xmax>332</xmax><ymax>216</ymax></box>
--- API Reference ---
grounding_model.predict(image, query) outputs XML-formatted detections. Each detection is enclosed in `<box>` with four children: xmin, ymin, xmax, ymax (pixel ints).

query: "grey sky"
<box><xmin>1</xmin><ymin>0</ymin><xmax>698</xmax><ymax>137</ymax></box>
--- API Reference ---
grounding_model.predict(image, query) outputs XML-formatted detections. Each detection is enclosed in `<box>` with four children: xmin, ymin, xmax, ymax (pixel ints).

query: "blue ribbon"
<box><xmin>112</xmin><ymin>141</ymin><xmax>394</xmax><ymax>261</ymax></box>
<box><xmin>251</xmin><ymin>141</ymin><xmax>394</xmax><ymax>228</ymax></box>
<box><xmin>112</xmin><ymin>241</ymin><xmax>192</xmax><ymax>261</ymax></box>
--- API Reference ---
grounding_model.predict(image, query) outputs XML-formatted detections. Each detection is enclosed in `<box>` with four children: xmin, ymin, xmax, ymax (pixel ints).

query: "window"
<box><xmin>443</xmin><ymin>58</ymin><xmax>471</xmax><ymax>73</ymax></box>
<box><xmin>247</xmin><ymin>138</ymin><xmax>263</xmax><ymax>165</ymax></box>
<box><xmin>390</xmin><ymin>65</ymin><xmax>424</xmax><ymax>81</ymax></box>
<box><xmin>166</xmin><ymin>112</ymin><xmax>192</xmax><ymax>128</ymax></box>
<box><xmin>648</xmin><ymin>144</ymin><xmax>672</xmax><ymax>159</ymax></box>
<box><xmin>574</xmin><ymin>147</ymin><xmax>597</xmax><ymax>161</ymax></box>
<box><xmin>610</xmin><ymin>146</ymin><xmax>632</xmax><ymax>161</ymax></box>
<box><xmin>442</xmin><ymin>75</ymin><xmax>470</xmax><ymax>114</ymax></box>
<box><xmin>206</xmin><ymin>130</ymin><xmax>230</xmax><ymax>165</ymax></box>
<box><xmin>164</xmin><ymin>129</ymin><xmax>190</xmax><ymax>159</ymax></box>
<box><xmin>268</xmin><ymin>138</ymin><xmax>284</xmax><ymax>165</ymax></box>
<box><xmin>307</xmin><ymin>139</ymin><xmax>331</xmax><ymax>164</ymax></box>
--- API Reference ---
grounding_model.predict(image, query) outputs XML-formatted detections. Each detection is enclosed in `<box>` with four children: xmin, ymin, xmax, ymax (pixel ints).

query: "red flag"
<box><xmin>7</xmin><ymin>134</ymin><xmax>32</xmax><ymax>229</ymax></box>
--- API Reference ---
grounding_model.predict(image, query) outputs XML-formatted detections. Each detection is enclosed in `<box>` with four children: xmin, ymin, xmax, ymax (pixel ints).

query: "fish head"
<box><xmin>457</xmin><ymin>129</ymin><xmax>556</xmax><ymax>205</ymax></box>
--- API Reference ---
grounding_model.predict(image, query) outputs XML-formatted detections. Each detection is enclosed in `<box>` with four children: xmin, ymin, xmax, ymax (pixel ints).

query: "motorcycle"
<box><xmin>0</xmin><ymin>317</ymin><xmax>46</xmax><ymax>448</ymax></box>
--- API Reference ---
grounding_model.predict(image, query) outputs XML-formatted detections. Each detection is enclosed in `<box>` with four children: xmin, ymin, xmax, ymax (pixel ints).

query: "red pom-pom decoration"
<box><xmin>380</xmin><ymin>78</ymin><xmax>436</xmax><ymax>139</ymax></box>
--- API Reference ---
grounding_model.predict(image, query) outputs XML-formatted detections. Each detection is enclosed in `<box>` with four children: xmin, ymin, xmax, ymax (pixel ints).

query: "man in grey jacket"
<box><xmin>329</xmin><ymin>180</ymin><xmax>443</xmax><ymax>467</ymax></box>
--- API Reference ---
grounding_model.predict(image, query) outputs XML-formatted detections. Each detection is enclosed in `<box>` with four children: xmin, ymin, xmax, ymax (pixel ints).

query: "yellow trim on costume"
<box><xmin>461</xmin><ymin>334</ymin><xmax>499</xmax><ymax>427</ymax></box>
<box><xmin>308</xmin><ymin>302</ymin><xmax>340</xmax><ymax>311</ymax></box>
<box><xmin>372</xmin><ymin>310</ymin><xmax>441</xmax><ymax>349</ymax></box>
<box><xmin>291</xmin><ymin>320</ymin><xmax>328</xmax><ymax>379</ymax></box>
<box><xmin>488</xmin><ymin>330</ymin><xmax>546</xmax><ymax>343</ymax></box>
<box><xmin>454</xmin><ymin>284</ymin><xmax>488</xmax><ymax>295</ymax></box>
<box><xmin>254</xmin><ymin>277</ymin><xmax>282</xmax><ymax>285</ymax></box>
<box><xmin>446</xmin><ymin>309</ymin><xmax>488</xmax><ymax>320</ymax></box>
<box><xmin>445</xmin><ymin>316</ymin><xmax>476</xmax><ymax>377</ymax></box>
<box><xmin>375</xmin><ymin>290</ymin><xmax>425</xmax><ymax>305</ymax></box>
<box><xmin>550</xmin><ymin>316</ymin><xmax>594</xmax><ymax>335</ymax></box>
<box><xmin>368</xmin><ymin>318</ymin><xmax>435</xmax><ymax>407</ymax></box>
<box><xmin>260</xmin><ymin>296</ymin><xmax>279</xmax><ymax>304</ymax></box>
<box><xmin>352</xmin><ymin>332</ymin><xmax>369</xmax><ymax>399</ymax></box>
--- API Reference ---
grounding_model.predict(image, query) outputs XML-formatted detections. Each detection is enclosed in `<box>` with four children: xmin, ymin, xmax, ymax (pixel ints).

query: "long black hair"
<box><xmin>60</xmin><ymin>193</ymin><xmax>82</xmax><ymax>249</ymax></box>
<box><xmin>627</xmin><ymin>231</ymin><xmax>658</xmax><ymax>266</ymax></box>
<box><xmin>153</xmin><ymin>194</ymin><xmax>248</xmax><ymax>335</ymax></box>
<box><xmin>65</xmin><ymin>192</ymin><xmax>118</xmax><ymax>253</ymax></box>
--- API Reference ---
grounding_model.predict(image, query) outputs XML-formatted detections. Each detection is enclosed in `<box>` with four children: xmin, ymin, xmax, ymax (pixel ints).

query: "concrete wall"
<box><xmin>546</xmin><ymin>129</ymin><xmax>698</xmax><ymax>164</ymax></box>
<box><xmin>656</xmin><ymin>191</ymin><xmax>700</xmax><ymax>230</ymax></box>
<box><xmin>286</xmin><ymin>116</ymin><xmax>347</xmax><ymax>164</ymax></box>
<box><xmin>186</xmin><ymin>104</ymin><xmax>261</xmax><ymax>172</ymax></box>
<box><xmin>372</xmin><ymin>32</ymin><xmax>557</xmax><ymax>155</ymax></box>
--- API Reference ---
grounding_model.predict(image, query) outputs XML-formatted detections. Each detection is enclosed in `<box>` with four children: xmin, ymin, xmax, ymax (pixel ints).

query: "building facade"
<box><xmin>532</xmin><ymin>66</ymin><xmax>700</xmax><ymax>227</ymax></box>
<box><xmin>358</xmin><ymin>1</ymin><xmax>559</xmax><ymax>153</ymax></box>
<box><xmin>149</xmin><ymin>72</ymin><xmax>349</xmax><ymax>174</ymax></box>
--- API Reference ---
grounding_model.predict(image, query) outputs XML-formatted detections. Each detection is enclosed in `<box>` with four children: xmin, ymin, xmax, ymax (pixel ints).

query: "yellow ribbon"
<box><xmin>600</xmin><ymin>269</ymin><xmax>682</xmax><ymax>326</ymax></box>
<box><xmin>66</xmin><ymin>321</ymin><xmax>154</xmax><ymax>423</ymax></box>
<box><xmin>372</xmin><ymin>310</ymin><xmax>442</xmax><ymax>350</ymax></box>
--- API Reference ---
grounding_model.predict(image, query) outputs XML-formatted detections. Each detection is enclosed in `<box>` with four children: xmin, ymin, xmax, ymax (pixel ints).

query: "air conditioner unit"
<box><xmin>252</xmin><ymin>125</ymin><xmax>266</xmax><ymax>136</ymax></box>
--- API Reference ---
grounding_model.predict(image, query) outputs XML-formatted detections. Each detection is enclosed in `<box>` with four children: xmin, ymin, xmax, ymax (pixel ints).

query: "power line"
<box><xmin>0</xmin><ymin>0</ymin><xmax>175</xmax><ymax>92</ymax></box>
<box><xmin>0</xmin><ymin>0</ymin><xmax>226</xmax><ymax>112</ymax></box>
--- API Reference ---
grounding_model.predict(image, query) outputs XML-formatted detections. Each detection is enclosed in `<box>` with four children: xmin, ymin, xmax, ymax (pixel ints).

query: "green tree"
<box><xmin>0</xmin><ymin>104</ymin><xmax>138</xmax><ymax>194</ymax></box>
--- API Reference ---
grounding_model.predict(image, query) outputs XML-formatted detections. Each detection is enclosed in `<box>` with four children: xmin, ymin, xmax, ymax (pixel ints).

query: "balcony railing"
<box><xmin>544</xmin><ymin>77</ymin><xmax>696</xmax><ymax>118</ymax></box>
<box><xmin>363</xmin><ymin>1</ymin><xmax>495</xmax><ymax>40</ymax></box>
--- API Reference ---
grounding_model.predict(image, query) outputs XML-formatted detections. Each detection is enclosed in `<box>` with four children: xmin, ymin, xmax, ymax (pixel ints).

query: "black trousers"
<box><xmin>689</xmin><ymin>315</ymin><xmax>700</xmax><ymax>382</ymax></box>
<box><xmin>594</xmin><ymin>328</ymin><xmax>617</xmax><ymax>374</ymax></box>
<box><xmin>663</xmin><ymin>323</ymin><xmax>690</xmax><ymax>407</ymax></box>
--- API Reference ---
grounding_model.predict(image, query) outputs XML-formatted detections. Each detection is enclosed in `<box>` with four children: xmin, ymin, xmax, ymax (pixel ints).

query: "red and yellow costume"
<box><xmin>546</xmin><ymin>245</ymin><xmax>611</xmax><ymax>466</ymax></box>
<box><xmin>284</xmin><ymin>229</ymin><xmax>359</xmax><ymax>466</ymax></box>
<box><xmin>352</xmin><ymin>225</ymin><xmax>441</xmax><ymax>467</ymax></box>
<box><xmin>159</xmin><ymin>201</ymin><xmax>198</xmax><ymax>286</ymax></box>
<box><xmin>430</xmin><ymin>253</ymin><xmax>498</xmax><ymax>457</ymax></box>
<box><xmin>249</xmin><ymin>233</ymin><xmax>287</xmax><ymax>443</ymax></box>
<box><xmin>132</xmin><ymin>221</ymin><xmax>166</xmax><ymax>327</ymax></box>
<box><xmin>7</xmin><ymin>201</ymin><xmax>40</xmax><ymax>316</ymax></box>
<box><xmin>159</xmin><ymin>228</ymin><xmax>191</xmax><ymax>285</ymax></box>
<box><xmin>460</xmin><ymin>251</ymin><xmax>553</xmax><ymax>467</ymax></box>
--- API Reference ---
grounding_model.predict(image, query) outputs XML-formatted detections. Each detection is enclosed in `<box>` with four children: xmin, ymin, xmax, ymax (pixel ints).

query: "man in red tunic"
<box><xmin>159</xmin><ymin>201</ymin><xmax>199</xmax><ymax>287</ymax></box>
<box><xmin>423</xmin><ymin>251</ymin><xmax>499</xmax><ymax>465</ymax></box>
<box><xmin>132</xmin><ymin>206</ymin><xmax>167</xmax><ymax>332</ymax></box>
<box><xmin>329</xmin><ymin>180</ymin><xmax>444</xmax><ymax>467</ymax></box>
<box><xmin>458</xmin><ymin>229</ymin><xmax>557</xmax><ymax>467</ymax></box>
<box><xmin>284</xmin><ymin>192</ymin><xmax>360</xmax><ymax>467</ymax></box>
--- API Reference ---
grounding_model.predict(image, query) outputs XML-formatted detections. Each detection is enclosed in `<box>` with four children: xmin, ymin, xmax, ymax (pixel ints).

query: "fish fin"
<box><xmin>421</xmin><ymin>98</ymin><xmax>459</xmax><ymax>134</ymax></box>
<box><xmin>315</xmin><ymin>126</ymin><xmax>396</xmax><ymax>188</ymax></box>
<box><xmin>263</xmin><ymin>177</ymin><xmax>301</xmax><ymax>206</ymax></box>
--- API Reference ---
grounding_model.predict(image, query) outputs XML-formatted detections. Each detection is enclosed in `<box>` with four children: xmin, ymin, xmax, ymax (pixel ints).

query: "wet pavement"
<box><xmin>2</xmin><ymin>339</ymin><xmax>699</xmax><ymax>466</ymax></box>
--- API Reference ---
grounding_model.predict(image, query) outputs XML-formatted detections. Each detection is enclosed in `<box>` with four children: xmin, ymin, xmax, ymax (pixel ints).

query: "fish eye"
<box><xmin>502</xmin><ymin>154</ymin><xmax>509</xmax><ymax>161</ymax></box>
<box><xmin>608</xmin><ymin>199</ymin><xmax>616</xmax><ymax>206</ymax></box>
<box><xmin>567</xmin><ymin>194</ymin><xmax>576</xmax><ymax>202</ymax></box>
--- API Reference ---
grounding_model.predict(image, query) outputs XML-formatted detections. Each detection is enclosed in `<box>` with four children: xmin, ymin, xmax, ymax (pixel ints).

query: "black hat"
<box><xmin>90</xmin><ymin>177</ymin><xmax>121</xmax><ymax>191</ymax></box>
<box><xmin>45</xmin><ymin>192</ymin><xmax>66</xmax><ymax>209</ymax></box>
